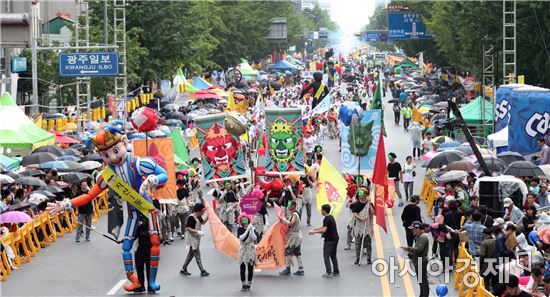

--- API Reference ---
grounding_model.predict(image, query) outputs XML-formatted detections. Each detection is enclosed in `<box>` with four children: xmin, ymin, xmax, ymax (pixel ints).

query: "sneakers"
<box><xmin>398</xmin><ymin>201</ymin><xmax>404</xmax><ymax>207</ymax></box>
<box><xmin>147</xmin><ymin>287</ymin><xmax>157</xmax><ymax>294</ymax></box>
<box><xmin>279</xmin><ymin>268</ymin><xmax>291</xmax><ymax>276</ymax></box>
<box><xmin>367</xmin><ymin>258</ymin><xmax>372</xmax><ymax>265</ymax></box>
<box><xmin>332</xmin><ymin>272</ymin><xmax>340</xmax><ymax>277</ymax></box>
<box><xmin>294</xmin><ymin>268</ymin><xmax>304</xmax><ymax>276</ymax></box>
<box><xmin>85</xmin><ymin>237</ymin><xmax>91</xmax><ymax>242</ymax></box>
<box><xmin>132</xmin><ymin>287</ymin><xmax>146</xmax><ymax>294</ymax></box>
<box><xmin>179</xmin><ymin>269</ymin><xmax>191</xmax><ymax>276</ymax></box>
<box><xmin>322</xmin><ymin>272</ymin><xmax>333</xmax><ymax>278</ymax></box>
<box><xmin>75</xmin><ymin>238</ymin><xmax>80</xmax><ymax>243</ymax></box>
<box><xmin>344</xmin><ymin>245</ymin><xmax>351</xmax><ymax>250</ymax></box>
<box><xmin>200</xmin><ymin>270</ymin><xmax>210</xmax><ymax>277</ymax></box>
<box><xmin>354</xmin><ymin>258</ymin><xmax>360</xmax><ymax>265</ymax></box>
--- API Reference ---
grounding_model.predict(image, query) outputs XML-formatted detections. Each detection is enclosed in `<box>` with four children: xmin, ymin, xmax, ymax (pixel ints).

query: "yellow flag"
<box><xmin>226</xmin><ymin>87</ymin><xmax>237</xmax><ymax>112</ymax></box>
<box><xmin>316</xmin><ymin>158</ymin><xmax>347</xmax><ymax>219</ymax></box>
<box><xmin>34</xmin><ymin>114</ymin><xmax>42</xmax><ymax>127</ymax></box>
<box><xmin>412</xmin><ymin>104</ymin><xmax>432</xmax><ymax>128</ymax></box>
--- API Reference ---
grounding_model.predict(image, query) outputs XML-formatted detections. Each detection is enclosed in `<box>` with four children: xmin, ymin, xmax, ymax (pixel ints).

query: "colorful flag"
<box><xmin>255</xmin><ymin>204</ymin><xmax>288</xmax><ymax>270</ymax></box>
<box><xmin>169</xmin><ymin>128</ymin><xmax>190</xmax><ymax>169</ymax></box>
<box><xmin>306</xmin><ymin>92</ymin><xmax>332</xmax><ymax>118</ymax></box>
<box><xmin>205</xmin><ymin>200</ymin><xmax>240</xmax><ymax>260</ymax></box>
<box><xmin>371</xmin><ymin>75</ymin><xmax>382</xmax><ymax>110</ymax></box>
<box><xmin>226</xmin><ymin>87</ymin><xmax>237</xmax><ymax>112</ymax></box>
<box><xmin>371</xmin><ymin>126</ymin><xmax>388</xmax><ymax>232</ymax></box>
<box><xmin>340</xmin><ymin>110</ymin><xmax>382</xmax><ymax>174</ymax></box>
<box><xmin>316</xmin><ymin>158</ymin><xmax>347</xmax><ymax>219</ymax></box>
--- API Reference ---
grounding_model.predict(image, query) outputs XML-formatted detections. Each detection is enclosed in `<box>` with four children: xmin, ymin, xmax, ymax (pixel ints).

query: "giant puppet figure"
<box><xmin>48</xmin><ymin>126</ymin><xmax>167</xmax><ymax>293</ymax></box>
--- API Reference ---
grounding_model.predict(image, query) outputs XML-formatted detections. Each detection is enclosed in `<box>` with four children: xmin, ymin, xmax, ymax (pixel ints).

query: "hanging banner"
<box><xmin>508</xmin><ymin>90</ymin><xmax>550</xmax><ymax>155</ymax></box>
<box><xmin>263</xmin><ymin>108</ymin><xmax>305</xmax><ymax>175</ymax></box>
<box><xmin>255</xmin><ymin>204</ymin><xmax>288</xmax><ymax>270</ymax></box>
<box><xmin>340</xmin><ymin>110</ymin><xmax>382</xmax><ymax>174</ymax></box>
<box><xmin>133</xmin><ymin>138</ymin><xmax>177</xmax><ymax>203</ymax></box>
<box><xmin>205</xmin><ymin>199</ymin><xmax>240</xmax><ymax>260</ymax></box>
<box><xmin>194</xmin><ymin>114</ymin><xmax>247</xmax><ymax>182</ymax></box>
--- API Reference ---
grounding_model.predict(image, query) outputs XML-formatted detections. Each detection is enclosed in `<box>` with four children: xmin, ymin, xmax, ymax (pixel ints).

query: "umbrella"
<box><xmin>426</xmin><ymin>150</ymin><xmax>466</xmax><ymax>169</ymax></box>
<box><xmin>166</xmin><ymin>119</ymin><xmax>183</xmax><ymax>127</ymax></box>
<box><xmin>50</xmin><ymin>130</ymin><xmax>79</xmax><ymax>144</ymax></box>
<box><xmin>437</xmin><ymin>141</ymin><xmax>462</xmax><ymax>151</ymax></box>
<box><xmin>63</xmin><ymin>148</ymin><xmax>82</xmax><ymax>156</ymax></box>
<box><xmin>21</xmin><ymin>152</ymin><xmax>57</xmax><ymax>166</ymax></box>
<box><xmin>164</xmin><ymin>111</ymin><xmax>186</xmax><ymax>120</ymax></box>
<box><xmin>28</xmin><ymin>193</ymin><xmax>49</xmax><ymax>205</ymax></box>
<box><xmin>540</xmin><ymin>165</ymin><xmax>550</xmax><ymax>177</ymax></box>
<box><xmin>387</xmin><ymin>99</ymin><xmax>399</xmax><ymax>104</ymax></box>
<box><xmin>8</xmin><ymin>202</ymin><xmax>31</xmax><ymax>211</ymax></box>
<box><xmin>80</xmin><ymin>161</ymin><xmax>102</xmax><ymax>171</ymax></box>
<box><xmin>15</xmin><ymin>176</ymin><xmax>47</xmax><ymax>187</ymax></box>
<box><xmin>82</xmin><ymin>153</ymin><xmax>102</xmax><ymax>162</ymax></box>
<box><xmin>433</xmin><ymin>101</ymin><xmax>448</xmax><ymax>109</ymax></box>
<box><xmin>0</xmin><ymin>174</ymin><xmax>15</xmax><ymax>184</ymax></box>
<box><xmin>60</xmin><ymin>172</ymin><xmax>92</xmax><ymax>183</ymax></box>
<box><xmin>421</xmin><ymin>151</ymin><xmax>440</xmax><ymax>161</ymax></box>
<box><xmin>31</xmin><ymin>145</ymin><xmax>64</xmax><ymax>156</ymax></box>
<box><xmin>33</xmin><ymin>189</ymin><xmax>56</xmax><ymax>198</ymax></box>
<box><xmin>18</xmin><ymin>169</ymin><xmax>45</xmax><ymax>177</ymax></box>
<box><xmin>6</xmin><ymin>172</ymin><xmax>19</xmax><ymax>179</ymax></box>
<box><xmin>0</xmin><ymin>155</ymin><xmax>21</xmax><ymax>171</ymax></box>
<box><xmin>189</xmin><ymin>90</ymin><xmax>222</xmax><ymax>100</ymax></box>
<box><xmin>39</xmin><ymin>186</ymin><xmax>64</xmax><ymax>194</ymax></box>
<box><xmin>70</xmin><ymin>143</ymin><xmax>85</xmax><ymax>150</ymax></box>
<box><xmin>497</xmin><ymin>151</ymin><xmax>526</xmax><ymax>165</ymax></box>
<box><xmin>436</xmin><ymin>170</ymin><xmax>469</xmax><ymax>182</ymax></box>
<box><xmin>431</xmin><ymin>136</ymin><xmax>453</xmax><ymax>145</ymax></box>
<box><xmin>58</xmin><ymin>155</ymin><xmax>81</xmax><ymax>161</ymax></box>
<box><xmin>0</xmin><ymin>201</ymin><xmax>7</xmax><ymax>213</ymax></box>
<box><xmin>445</xmin><ymin>160</ymin><xmax>475</xmax><ymax>172</ymax></box>
<box><xmin>474</xmin><ymin>157</ymin><xmax>507</xmax><ymax>173</ymax></box>
<box><xmin>455</xmin><ymin>146</ymin><xmax>474</xmax><ymax>155</ymax></box>
<box><xmin>503</xmin><ymin>161</ymin><xmax>545</xmax><ymax>177</ymax></box>
<box><xmin>0</xmin><ymin>211</ymin><xmax>33</xmax><ymax>223</ymax></box>
<box><xmin>40</xmin><ymin>160</ymin><xmax>85</xmax><ymax>172</ymax></box>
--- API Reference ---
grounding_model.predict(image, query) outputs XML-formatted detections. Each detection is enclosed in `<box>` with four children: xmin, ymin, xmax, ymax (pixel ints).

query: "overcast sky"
<box><xmin>330</xmin><ymin>0</ymin><xmax>376</xmax><ymax>33</ymax></box>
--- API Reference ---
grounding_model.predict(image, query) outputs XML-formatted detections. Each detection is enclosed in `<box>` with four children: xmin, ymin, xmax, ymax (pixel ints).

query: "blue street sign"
<box><xmin>388</xmin><ymin>12</ymin><xmax>432</xmax><ymax>40</ymax></box>
<box><xmin>59</xmin><ymin>52</ymin><xmax>119</xmax><ymax>77</ymax></box>
<box><xmin>11</xmin><ymin>57</ymin><xmax>27</xmax><ymax>73</ymax></box>
<box><xmin>364</xmin><ymin>31</ymin><xmax>389</xmax><ymax>42</ymax></box>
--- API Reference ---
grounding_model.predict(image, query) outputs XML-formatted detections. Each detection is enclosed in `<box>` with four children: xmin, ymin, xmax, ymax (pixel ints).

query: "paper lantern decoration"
<box><xmin>131</xmin><ymin>107</ymin><xmax>158</xmax><ymax>132</ymax></box>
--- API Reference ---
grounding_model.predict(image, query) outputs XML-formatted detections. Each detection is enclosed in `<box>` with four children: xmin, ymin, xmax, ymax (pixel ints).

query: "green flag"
<box><xmin>170</xmin><ymin>128</ymin><xmax>190</xmax><ymax>169</ymax></box>
<box><xmin>370</xmin><ymin>74</ymin><xmax>386</xmax><ymax>136</ymax></box>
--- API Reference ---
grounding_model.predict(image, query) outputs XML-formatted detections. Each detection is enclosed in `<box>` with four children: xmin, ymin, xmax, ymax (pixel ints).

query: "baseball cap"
<box><xmin>408</xmin><ymin>221</ymin><xmax>423</xmax><ymax>229</ymax></box>
<box><xmin>541</xmin><ymin>183</ymin><xmax>548</xmax><ymax>188</ymax></box>
<box><xmin>493</xmin><ymin>217</ymin><xmax>505</xmax><ymax>226</ymax></box>
<box><xmin>503</xmin><ymin>197</ymin><xmax>514</xmax><ymax>207</ymax></box>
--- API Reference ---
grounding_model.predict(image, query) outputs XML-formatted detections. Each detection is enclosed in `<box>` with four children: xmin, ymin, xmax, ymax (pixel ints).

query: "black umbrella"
<box><xmin>32</xmin><ymin>145</ymin><xmax>64</xmax><ymax>156</ymax></box>
<box><xmin>0</xmin><ymin>164</ymin><xmax>7</xmax><ymax>174</ymax></box>
<box><xmin>6</xmin><ymin>172</ymin><xmax>19</xmax><ymax>179</ymax></box>
<box><xmin>164</xmin><ymin>111</ymin><xmax>185</xmax><ymax>120</ymax></box>
<box><xmin>82</xmin><ymin>153</ymin><xmax>102</xmax><ymax>162</ymax></box>
<box><xmin>15</xmin><ymin>176</ymin><xmax>47</xmax><ymax>187</ymax></box>
<box><xmin>70</xmin><ymin>143</ymin><xmax>85</xmax><ymax>150</ymax></box>
<box><xmin>8</xmin><ymin>202</ymin><xmax>31</xmax><ymax>211</ymax></box>
<box><xmin>18</xmin><ymin>169</ymin><xmax>45</xmax><ymax>177</ymax></box>
<box><xmin>474</xmin><ymin>157</ymin><xmax>507</xmax><ymax>173</ymax></box>
<box><xmin>33</xmin><ymin>189</ymin><xmax>56</xmax><ymax>198</ymax></box>
<box><xmin>503</xmin><ymin>161</ymin><xmax>544</xmax><ymax>177</ymax></box>
<box><xmin>454</xmin><ymin>146</ymin><xmax>473</xmax><ymax>155</ymax></box>
<box><xmin>39</xmin><ymin>185</ymin><xmax>64</xmax><ymax>194</ymax></box>
<box><xmin>63</xmin><ymin>148</ymin><xmax>82</xmax><ymax>156</ymax></box>
<box><xmin>497</xmin><ymin>151</ymin><xmax>526</xmax><ymax>165</ymax></box>
<box><xmin>21</xmin><ymin>152</ymin><xmax>57</xmax><ymax>166</ymax></box>
<box><xmin>427</xmin><ymin>150</ymin><xmax>466</xmax><ymax>169</ymax></box>
<box><xmin>61</xmin><ymin>172</ymin><xmax>92</xmax><ymax>183</ymax></box>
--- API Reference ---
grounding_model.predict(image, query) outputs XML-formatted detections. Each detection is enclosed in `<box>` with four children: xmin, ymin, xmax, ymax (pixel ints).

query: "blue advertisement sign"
<box><xmin>495</xmin><ymin>84</ymin><xmax>524</xmax><ymax>132</ymax></box>
<box><xmin>59</xmin><ymin>52</ymin><xmax>119</xmax><ymax>77</ymax></box>
<box><xmin>11</xmin><ymin>57</ymin><xmax>27</xmax><ymax>73</ymax></box>
<box><xmin>364</xmin><ymin>31</ymin><xmax>388</xmax><ymax>42</ymax></box>
<box><xmin>388</xmin><ymin>12</ymin><xmax>432</xmax><ymax>40</ymax></box>
<box><xmin>508</xmin><ymin>90</ymin><xmax>550</xmax><ymax>155</ymax></box>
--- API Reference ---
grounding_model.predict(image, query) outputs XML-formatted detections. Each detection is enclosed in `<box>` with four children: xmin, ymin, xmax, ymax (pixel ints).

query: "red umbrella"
<box><xmin>49</xmin><ymin>130</ymin><xmax>79</xmax><ymax>144</ymax></box>
<box><xmin>189</xmin><ymin>90</ymin><xmax>222</xmax><ymax>100</ymax></box>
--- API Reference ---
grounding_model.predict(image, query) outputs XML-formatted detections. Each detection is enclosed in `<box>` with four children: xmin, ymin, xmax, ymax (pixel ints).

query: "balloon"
<box><xmin>435</xmin><ymin>285</ymin><xmax>448</xmax><ymax>297</ymax></box>
<box><xmin>131</xmin><ymin>107</ymin><xmax>158</xmax><ymax>132</ymax></box>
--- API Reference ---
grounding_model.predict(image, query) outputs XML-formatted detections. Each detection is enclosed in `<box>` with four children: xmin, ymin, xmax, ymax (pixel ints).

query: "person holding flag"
<box><xmin>351</xmin><ymin>188</ymin><xmax>375</xmax><ymax>265</ymax></box>
<box><xmin>300</xmin><ymin>72</ymin><xmax>329</xmax><ymax>110</ymax></box>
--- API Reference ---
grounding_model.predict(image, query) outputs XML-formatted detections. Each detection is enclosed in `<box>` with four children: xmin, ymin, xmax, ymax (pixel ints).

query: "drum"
<box><xmin>224</xmin><ymin>112</ymin><xmax>247</xmax><ymax>137</ymax></box>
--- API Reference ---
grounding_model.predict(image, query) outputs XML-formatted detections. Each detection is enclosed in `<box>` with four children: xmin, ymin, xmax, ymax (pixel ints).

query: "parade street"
<box><xmin>0</xmin><ymin>92</ymin><xmax>454</xmax><ymax>297</ymax></box>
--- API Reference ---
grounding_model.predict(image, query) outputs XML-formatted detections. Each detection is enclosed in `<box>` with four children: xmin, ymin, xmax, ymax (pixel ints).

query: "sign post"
<box><xmin>59</xmin><ymin>52</ymin><xmax>119</xmax><ymax>77</ymax></box>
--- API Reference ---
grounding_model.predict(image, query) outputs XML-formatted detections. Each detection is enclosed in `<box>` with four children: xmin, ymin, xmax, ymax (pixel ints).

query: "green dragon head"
<box><xmin>348</xmin><ymin>121</ymin><xmax>374</xmax><ymax>157</ymax></box>
<box><xmin>269</xmin><ymin>122</ymin><xmax>298</xmax><ymax>163</ymax></box>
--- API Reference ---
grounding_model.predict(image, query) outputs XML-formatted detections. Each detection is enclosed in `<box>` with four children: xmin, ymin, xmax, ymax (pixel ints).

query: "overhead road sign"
<box><xmin>59</xmin><ymin>52</ymin><xmax>119</xmax><ymax>77</ymax></box>
<box><xmin>388</xmin><ymin>12</ymin><xmax>432</xmax><ymax>40</ymax></box>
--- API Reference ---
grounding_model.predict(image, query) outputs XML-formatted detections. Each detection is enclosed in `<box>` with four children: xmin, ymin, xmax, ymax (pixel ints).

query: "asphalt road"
<box><xmin>1</xmin><ymin>92</ymin><xmax>457</xmax><ymax>296</ymax></box>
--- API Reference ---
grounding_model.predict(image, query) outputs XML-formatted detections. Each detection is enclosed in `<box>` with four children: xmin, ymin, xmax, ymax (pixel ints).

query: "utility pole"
<box><xmin>113</xmin><ymin>0</ymin><xmax>128</xmax><ymax>123</ymax></box>
<box><xmin>30</xmin><ymin>0</ymin><xmax>40</xmax><ymax>116</ymax></box>
<box><xmin>103</xmin><ymin>0</ymin><xmax>108</xmax><ymax>44</ymax></box>
<box><xmin>502</xmin><ymin>0</ymin><xmax>516</xmax><ymax>84</ymax></box>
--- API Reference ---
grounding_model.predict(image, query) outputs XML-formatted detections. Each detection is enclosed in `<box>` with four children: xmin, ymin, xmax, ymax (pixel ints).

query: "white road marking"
<box><xmin>107</xmin><ymin>279</ymin><xmax>127</xmax><ymax>295</ymax></box>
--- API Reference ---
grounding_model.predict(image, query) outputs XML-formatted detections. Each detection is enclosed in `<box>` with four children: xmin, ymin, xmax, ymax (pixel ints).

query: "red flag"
<box><xmin>372</xmin><ymin>126</ymin><xmax>388</xmax><ymax>232</ymax></box>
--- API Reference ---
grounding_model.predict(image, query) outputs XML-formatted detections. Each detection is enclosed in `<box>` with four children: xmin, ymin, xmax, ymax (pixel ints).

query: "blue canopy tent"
<box><xmin>268</xmin><ymin>60</ymin><xmax>298</xmax><ymax>72</ymax></box>
<box><xmin>191</xmin><ymin>76</ymin><xmax>212</xmax><ymax>90</ymax></box>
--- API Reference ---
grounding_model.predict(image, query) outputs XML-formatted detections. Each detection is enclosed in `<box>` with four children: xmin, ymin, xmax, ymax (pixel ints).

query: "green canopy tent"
<box><xmin>451</xmin><ymin>96</ymin><xmax>494</xmax><ymax>137</ymax></box>
<box><xmin>239</xmin><ymin>59</ymin><xmax>259</xmax><ymax>77</ymax></box>
<box><xmin>0</xmin><ymin>93</ymin><xmax>55</xmax><ymax>154</ymax></box>
<box><xmin>394</xmin><ymin>58</ymin><xmax>418</xmax><ymax>75</ymax></box>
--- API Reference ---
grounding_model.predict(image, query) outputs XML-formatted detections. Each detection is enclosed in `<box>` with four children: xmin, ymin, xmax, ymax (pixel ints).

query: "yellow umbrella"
<box><xmin>418</xmin><ymin>106</ymin><xmax>431</xmax><ymax>114</ymax></box>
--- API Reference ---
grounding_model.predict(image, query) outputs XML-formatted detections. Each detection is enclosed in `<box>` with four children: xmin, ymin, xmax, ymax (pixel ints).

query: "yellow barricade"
<box><xmin>453</xmin><ymin>243</ymin><xmax>496</xmax><ymax>297</ymax></box>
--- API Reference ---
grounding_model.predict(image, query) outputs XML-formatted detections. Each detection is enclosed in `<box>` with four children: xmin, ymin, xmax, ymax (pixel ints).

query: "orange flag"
<box><xmin>205</xmin><ymin>200</ymin><xmax>240</xmax><ymax>260</ymax></box>
<box><xmin>255</xmin><ymin>204</ymin><xmax>288</xmax><ymax>270</ymax></box>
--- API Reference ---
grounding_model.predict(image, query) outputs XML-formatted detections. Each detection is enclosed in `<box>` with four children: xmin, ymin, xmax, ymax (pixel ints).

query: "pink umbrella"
<box><xmin>421</xmin><ymin>151</ymin><xmax>440</xmax><ymax>161</ymax></box>
<box><xmin>0</xmin><ymin>211</ymin><xmax>33</xmax><ymax>223</ymax></box>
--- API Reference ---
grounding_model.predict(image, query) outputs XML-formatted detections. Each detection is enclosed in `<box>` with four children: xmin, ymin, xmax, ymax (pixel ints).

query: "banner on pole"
<box><xmin>340</xmin><ymin>110</ymin><xmax>382</xmax><ymax>174</ymax></box>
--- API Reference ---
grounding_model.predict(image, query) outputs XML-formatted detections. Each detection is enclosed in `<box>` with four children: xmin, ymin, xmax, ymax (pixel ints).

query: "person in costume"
<box><xmin>351</xmin><ymin>187</ymin><xmax>375</xmax><ymax>265</ymax></box>
<box><xmin>215</xmin><ymin>181</ymin><xmax>240</xmax><ymax>232</ymax></box>
<box><xmin>299</xmin><ymin>72</ymin><xmax>328</xmax><ymax>110</ymax></box>
<box><xmin>180</xmin><ymin>203</ymin><xmax>210</xmax><ymax>277</ymax></box>
<box><xmin>250</xmin><ymin>187</ymin><xmax>268</xmax><ymax>243</ymax></box>
<box><xmin>237</xmin><ymin>213</ymin><xmax>257</xmax><ymax>292</ymax></box>
<box><xmin>279</xmin><ymin>201</ymin><xmax>305</xmax><ymax>276</ymax></box>
<box><xmin>48</xmin><ymin>126</ymin><xmax>168</xmax><ymax>293</ymax></box>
